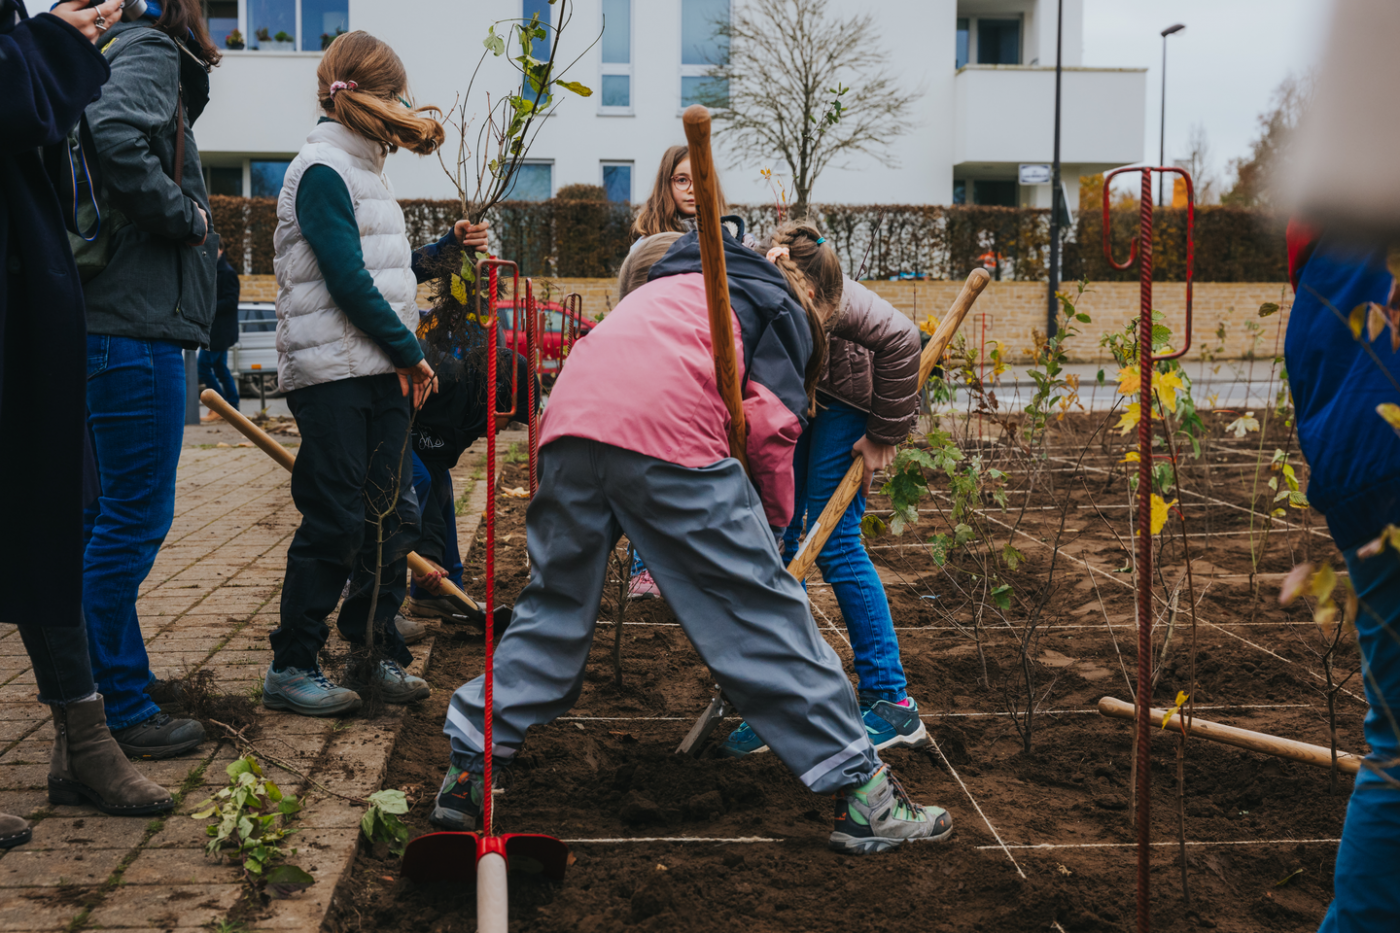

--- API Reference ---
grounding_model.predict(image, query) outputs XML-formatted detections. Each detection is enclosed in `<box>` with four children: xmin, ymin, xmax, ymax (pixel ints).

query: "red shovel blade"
<box><xmin>402</xmin><ymin>832</ymin><xmax>570</xmax><ymax>885</ymax></box>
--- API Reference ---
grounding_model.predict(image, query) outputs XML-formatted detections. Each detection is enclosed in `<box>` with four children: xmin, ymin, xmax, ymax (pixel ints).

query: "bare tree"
<box><xmin>1222</xmin><ymin>72</ymin><xmax>1314</xmax><ymax>208</ymax></box>
<box><xmin>1176</xmin><ymin>122</ymin><xmax>1219</xmax><ymax>205</ymax></box>
<box><xmin>698</xmin><ymin>0</ymin><xmax>923</xmax><ymax>218</ymax></box>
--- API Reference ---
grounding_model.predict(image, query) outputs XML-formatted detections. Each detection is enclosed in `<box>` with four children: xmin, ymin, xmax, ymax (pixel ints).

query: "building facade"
<box><xmin>195</xmin><ymin>0</ymin><xmax>1145</xmax><ymax>210</ymax></box>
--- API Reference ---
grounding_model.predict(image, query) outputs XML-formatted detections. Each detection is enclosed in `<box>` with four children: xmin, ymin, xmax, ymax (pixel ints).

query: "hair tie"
<box><xmin>766</xmin><ymin>246</ymin><xmax>790</xmax><ymax>263</ymax></box>
<box><xmin>329</xmin><ymin>80</ymin><xmax>358</xmax><ymax>98</ymax></box>
<box><xmin>815</xmin><ymin>237</ymin><xmax>826</xmax><ymax>245</ymax></box>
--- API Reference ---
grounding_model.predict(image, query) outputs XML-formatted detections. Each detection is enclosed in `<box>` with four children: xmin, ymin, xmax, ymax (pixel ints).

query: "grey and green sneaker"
<box><xmin>830</xmin><ymin>765</ymin><xmax>953</xmax><ymax>854</ymax></box>
<box><xmin>861</xmin><ymin>696</ymin><xmax>932</xmax><ymax>752</ymax></box>
<box><xmin>344</xmin><ymin>659</ymin><xmax>430</xmax><ymax>704</ymax></box>
<box><xmin>262</xmin><ymin>664</ymin><xmax>363</xmax><ymax>717</ymax></box>
<box><xmin>429</xmin><ymin>764</ymin><xmax>483</xmax><ymax>831</ymax></box>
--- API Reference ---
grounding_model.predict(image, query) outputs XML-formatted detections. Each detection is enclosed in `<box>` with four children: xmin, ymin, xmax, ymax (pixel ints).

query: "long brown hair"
<box><xmin>631</xmin><ymin>145</ymin><xmax>728</xmax><ymax>238</ymax></box>
<box><xmin>316</xmin><ymin>32</ymin><xmax>445</xmax><ymax>156</ymax></box>
<box><xmin>761</xmin><ymin>222</ymin><xmax>844</xmax><ymax>411</ymax></box>
<box><xmin>156</xmin><ymin>0</ymin><xmax>221</xmax><ymax>65</ymax></box>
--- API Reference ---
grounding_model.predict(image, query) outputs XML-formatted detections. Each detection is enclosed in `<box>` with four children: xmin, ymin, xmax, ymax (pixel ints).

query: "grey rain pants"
<box><xmin>443</xmin><ymin>437</ymin><xmax>880</xmax><ymax>794</ymax></box>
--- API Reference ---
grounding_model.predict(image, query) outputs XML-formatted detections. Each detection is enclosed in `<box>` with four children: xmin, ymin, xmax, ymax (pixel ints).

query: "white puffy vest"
<box><xmin>273</xmin><ymin>122</ymin><xmax>418</xmax><ymax>392</ymax></box>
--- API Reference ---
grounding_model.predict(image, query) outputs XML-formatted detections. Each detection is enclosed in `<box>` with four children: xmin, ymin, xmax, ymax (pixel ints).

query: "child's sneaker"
<box><xmin>717</xmin><ymin>720</ymin><xmax>769</xmax><ymax>757</ymax></box>
<box><xmin>628</xmin><ymin>569</ymin><xmax>661</xmax><ymax>601</ymax></box>
<box><xmin>429</xmin><ymin>764</ymin><xmax>483</xmax><ymax>830</ymax></box>
<box><xmin>830</xmin><ymin>765</ymin><xmax>953</xmax><ymax>854</ymax></box>
<box><xmin>861</xmin><ymin>696</ymin><xmax>931</xmax><ymax>751</ymax></box>
<box><xmin>262</xmin><ymin>664</ymin><xmax>363</xmax><ymax>717</ymax></box>
<box><xmin>395</xmin><ymin>614</ymin><xmax>427</xmax><ymax>645</ymax></box>
<box><xmin>344</xmin><ymin>659</ymin><xmax>430</xmax><ymax>704</ymax></box>
<box><xmin>404</xmin><ymin>595</ymin><xmax>459</xmax><ymax>619</ymax></box>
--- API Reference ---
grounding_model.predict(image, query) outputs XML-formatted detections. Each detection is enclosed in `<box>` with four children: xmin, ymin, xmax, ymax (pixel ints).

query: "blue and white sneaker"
<box><xmin>262</xmin><ymin>664</ymin><xmax>363</xmax><ymax>717</ymax></box>
<box><xmin>717</xmin><ymin>720</ymin><xmax>769</xmax><ymax>758</ymax></box>
<box><xmin>861</xmin><ymin>696</ymin><xmax>931</xmax><ymax>751</ymax></box>
<box><xmin>830</xmin><ymin>765</ymin><xmax>953</xmax><ymax>854</ymax></box>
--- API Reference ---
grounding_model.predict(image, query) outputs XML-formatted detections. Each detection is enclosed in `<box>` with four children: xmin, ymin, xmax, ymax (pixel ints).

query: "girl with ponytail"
<box><xmin>262</xmin><ymin>32</ymin><xmax>491</xmax><ymax>718</ymax></box>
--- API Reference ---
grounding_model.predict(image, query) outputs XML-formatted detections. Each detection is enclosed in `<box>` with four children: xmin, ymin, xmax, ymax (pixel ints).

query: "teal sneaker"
<box><xmin>345</xmin><ymin>659</ymin><xmax>430</xmax><ymax>704</ymax></box>
<box><xmin>717</xmin><ymin>720</ymin><xmax>769</xmax><ymax>758</ymax></box>
<box><xmin>830</xmin><ymin>765</ymin><xmax>953</xmax><ymax>854</ymax></box>
<box><xmin>861</xmin><ymin>696</ymin><xmax>932</xmax><ymax>752</ymax></box>
<box><xmin>429</xmin><ymin>764</ymin><xmax>483</xmax><ymax>830</ymax></box>
<box><xmin>262</xmin><ymin>664</ymin><xmax>363</xmax><ymax>717</ymax></box>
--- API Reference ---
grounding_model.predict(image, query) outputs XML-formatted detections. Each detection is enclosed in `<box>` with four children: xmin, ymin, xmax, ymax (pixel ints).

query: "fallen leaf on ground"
<box><xmin>502</xmin><ymin>486</ymin><xmax>529</xmax><ymax>499</ymax></box>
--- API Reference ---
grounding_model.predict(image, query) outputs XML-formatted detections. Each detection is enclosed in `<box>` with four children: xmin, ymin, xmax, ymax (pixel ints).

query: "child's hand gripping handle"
<box><xmin>682</xmin><ymin>105</ymin><xmax>751</xmax><ymax>477</ymax></box>
<box><xmin>785</xmin><ymin>268</ymin><xmax>991</xmax><ymax>583</ymax></box>
<box><xmin>199</xmin><ymin>388</ymin><xmax>486</xmax><ymax>619</ymax></box>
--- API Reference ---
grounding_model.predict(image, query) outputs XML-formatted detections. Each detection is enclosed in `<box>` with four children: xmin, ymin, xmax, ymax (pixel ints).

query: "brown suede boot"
<box><xmin>48</xmin><ymin>696</ymin><xmax>175</xmax><ymax>815</ymax></box>
<box><xmin>0</xmin><ymin>813</ymin><xmax>31</xmax><ymax>849</ymax></box>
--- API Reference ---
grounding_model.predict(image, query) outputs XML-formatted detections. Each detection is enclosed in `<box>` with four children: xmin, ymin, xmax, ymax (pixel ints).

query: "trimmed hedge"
<box><xmin>208</xmin><ymin>195</ymin><xmax>1289</xmax><ymax>282</ymax></box>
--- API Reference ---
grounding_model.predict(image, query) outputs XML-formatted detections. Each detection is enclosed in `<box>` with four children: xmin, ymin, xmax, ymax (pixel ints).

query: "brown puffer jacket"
<box><xmin>820</xmin><ymin>277</ymin><xmax>921</xmax><ymax>444</ymax></box>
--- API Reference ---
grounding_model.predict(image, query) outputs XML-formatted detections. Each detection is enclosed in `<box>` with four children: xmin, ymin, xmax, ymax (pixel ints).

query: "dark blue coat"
<box><xmin>1286</xmin><ymin>240</ymin><xmax>1400</xmax><ymax>550</ymax></box>
<box><xmin>0</xmin><ymin>0</ymin><xmax>110</xmax><ymax>629</ymax></box>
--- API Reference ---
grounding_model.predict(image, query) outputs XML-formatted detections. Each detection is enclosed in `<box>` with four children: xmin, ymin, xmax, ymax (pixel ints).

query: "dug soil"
<box><xmin>328</xmin><ymin>413</ymin><xmax>1359</xmax><ymax>933</ymax></box>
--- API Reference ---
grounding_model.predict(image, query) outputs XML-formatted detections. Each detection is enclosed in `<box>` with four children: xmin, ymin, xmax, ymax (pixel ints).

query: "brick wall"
<box><xmin>238</xmin><ymin>275</ymin><xmax>1293</xmax><ymax>361</ymax></box>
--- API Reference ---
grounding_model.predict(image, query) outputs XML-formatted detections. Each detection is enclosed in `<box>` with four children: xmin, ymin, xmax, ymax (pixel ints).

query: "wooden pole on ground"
<box><xmin>682</xmin><ymin>104</ymin><xmax>750</xmax><ymax>475</ymax></box>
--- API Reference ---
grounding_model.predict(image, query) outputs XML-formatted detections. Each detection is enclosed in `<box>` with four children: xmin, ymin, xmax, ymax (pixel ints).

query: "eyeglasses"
<box><xmin>670</xmin><ymin>174</ymin><xmax>694</xmax><ymax>191</ymax></box>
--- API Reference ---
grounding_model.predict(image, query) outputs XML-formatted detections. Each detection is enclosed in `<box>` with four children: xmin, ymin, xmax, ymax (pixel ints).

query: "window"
<box><xmin>952</xmin><ymin>179</ymin><xmax>967</xmax><ymax>205</ymax></box>
<box><xmin>680</xmin><ymin>0</ymin><xmax>729</xmax><ymax>109</ymax></box>
<box><xmin>229</xmin><ymin>0</ymin><xmax>346</xmax><ymax>52</ymax></box>
<box><xmin>205</xmin><ymin>166</ymin><xmax>244</xmax><ymax>197</ymax></box>
<box><xmin>601</xmin><ymin>162</ymin><xmax>633</xmax><ymax>202</ymax></box>
<box><xmin>599</xmin><ymin>0</ymin><xmax>631</xmax><ymax>111</ymax></box>
<box><xmin>522</xmin><ymin>0</ymin><xmax>552</xmax><ymax>98</ymax></box>
<box><xmin>250</xmin><ymin>160</ymin><xmax>291</xmax><ymax>198</ymax></box>
<box><xmin>973</xmin><ymin>180</ymin><xmax>1018</xmax><ymax>207</ymax></box>
<box><xmin>977</xmin><ymin>18</ymin><xmax>1021</xmax><ymax>65</ymax></box>
<box><xmin>504</xmin><ymin>162</ymin><xmax>553</xmax><ymax>201</ymax></box>
<box><xmin>955</xmin><ymin>18</ymin><xmax>969</xmax><ymax>69</ymax></box>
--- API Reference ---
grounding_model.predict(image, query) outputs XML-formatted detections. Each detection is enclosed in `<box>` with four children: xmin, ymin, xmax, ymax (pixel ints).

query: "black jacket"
<box><xmin>209</xmin><ymin>253</ymin><xmax>240</xmax><ymax>352</ymax></box>
<box><xmin>412</xmin><ymin>341</ymin><xmax>532</xmax><ymax>473</ymax></box>
<box><xmin>0</xmin><ymin>0</ymin><xmax>110</xmax><ymax>630</ymax></box>
<box><xmin>80</xmin><ymin>19</ymin><xmax>218</xmax><ymax>346</ymax></box>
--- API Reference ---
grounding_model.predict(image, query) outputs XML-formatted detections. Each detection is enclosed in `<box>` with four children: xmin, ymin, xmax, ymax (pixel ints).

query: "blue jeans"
<box><xmin>782</xmin><ymin>400</ymin><xmax>907</xmax><ymax>703</ymax></box>
<box><xmin>1319</xmin><ymin>545</ymin><xmax>1400</xmax><ymax>932</ymax></box>
<box><xmin>83</xmin><ymin>335</ymin><xmax>185</xmax><ymax>729</ymax></box>
<box><xmin>197</xmin><ymin>348</ymin><xmax>239</xmax><ymax>409</ymax></box>
<box><xmin>409</xmin><ymin>453</ymin><xmax>464</xmax><ymax>598</ymax></box>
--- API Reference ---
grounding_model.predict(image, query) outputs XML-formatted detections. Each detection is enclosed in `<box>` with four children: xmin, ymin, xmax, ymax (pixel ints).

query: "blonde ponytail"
<box><xmin>317</xmin><ymin>32</ymin><xmax>445</xmax><ymax>156</ymax></box>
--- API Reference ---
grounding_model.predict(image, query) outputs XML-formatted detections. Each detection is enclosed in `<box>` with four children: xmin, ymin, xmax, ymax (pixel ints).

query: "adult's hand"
<box><xmin>193</xmin><ymin>205</ymin><xmax>209</xmax><ymax>246</ymax></box>
<box><xmin>396</xmin><ymin>358</ymin><xmax>437</xmax><ymax>410</ymax></box>
<box><xmin>453</xmin><ymin>219</ymin><xmax>490</xmax><ymax>252</ymax></box>
<box><xmin>852</xmin><ymin>435</ymin><xmax>897</xmax><ymax>498</ymax></box>
<box><xmin>47</xmin><ymin>0</ymin><xmax>124</xmax><ymax>43</ymax></box>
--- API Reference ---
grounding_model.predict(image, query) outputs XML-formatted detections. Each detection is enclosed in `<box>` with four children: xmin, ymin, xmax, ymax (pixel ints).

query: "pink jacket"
<box><xmin>540</xmin><ymin>273</ymin><xmax>804</xmax><ymax>527</ymax></box>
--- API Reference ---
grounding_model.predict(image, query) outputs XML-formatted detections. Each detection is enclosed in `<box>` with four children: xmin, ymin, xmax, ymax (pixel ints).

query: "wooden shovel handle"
<box><xmin>786</xmin><ymin>268</ymin><xmax>991</xmax><ymax>582</ymax></box>
<box><xmin>1097</xmin><ymin>696</ymin><xmax>1362</xmax><ymax>775</ymax></box>
<box><xmin>682</xmin><ymin>105</ymin><xmax>750</xmax><ymax>476</ymax></box>
<box><xmin>199</xmin><ymin>388</ymin><xmax>482</xmax><ymax>614</ymax></box>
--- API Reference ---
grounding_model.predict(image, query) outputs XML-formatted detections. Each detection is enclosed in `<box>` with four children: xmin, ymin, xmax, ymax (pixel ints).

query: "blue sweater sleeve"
<box><xmin>413</xmin><ymin>230</ymin><xmax>457</xmax><ymax>283</ymax></box>
<box><xmin>295</xmin><ymin>164</ymin><xmax>424</xmax><ymax>368</ymax></box>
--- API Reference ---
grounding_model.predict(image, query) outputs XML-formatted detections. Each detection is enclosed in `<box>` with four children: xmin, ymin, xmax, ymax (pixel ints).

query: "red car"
<box><xmin>495</xmin><ymin>300</ymin><xmax>595</xmax><ymax>385</ymax></box>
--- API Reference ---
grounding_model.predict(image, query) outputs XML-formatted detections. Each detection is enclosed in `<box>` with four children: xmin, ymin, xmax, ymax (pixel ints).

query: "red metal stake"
<box><xmin>1102</xmin><ymin>165</ymin><xmax>1195</xmax><ymax>933</ymax></box>
<box><xmin>525</xmin><ymin>281</ymin><xmax>539</xmax><ymax>498</ymax></box>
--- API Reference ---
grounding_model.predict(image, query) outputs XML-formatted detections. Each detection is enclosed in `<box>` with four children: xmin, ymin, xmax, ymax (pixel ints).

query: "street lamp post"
<box><xmin>1047</xmin><ymin>0</ymin><xmax>1064</xmax><ymax>339</ymax></box>
<box><xmin>1159</xmin><ymin>23</ymin><xmax>1185</xmax><ymax>205</ymax></box>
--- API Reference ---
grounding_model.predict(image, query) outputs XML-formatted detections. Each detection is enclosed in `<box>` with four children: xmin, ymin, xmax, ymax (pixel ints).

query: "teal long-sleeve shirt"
<box><xmin>295</xmin><ymin>162</ymin><xmax>426</xmax><ymax>369</ymax></box>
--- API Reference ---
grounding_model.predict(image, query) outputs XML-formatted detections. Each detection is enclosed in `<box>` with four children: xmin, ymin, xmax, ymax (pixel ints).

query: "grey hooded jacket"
<box><xmin>821</xmin><ymin>277</ymin><xmax>922</xmax><ymax>445</ymax></box>
<box><xmin>80</xmin><ymin>20</ymin><xmax>218</xmax><ymax>346</ymax></box>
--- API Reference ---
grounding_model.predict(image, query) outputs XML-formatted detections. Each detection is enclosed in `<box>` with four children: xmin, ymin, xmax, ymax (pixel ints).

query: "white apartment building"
<box><xmin>196</xmin><ymin>0</ymin><xmax>1145</xmax><ymax>211</ymax></box>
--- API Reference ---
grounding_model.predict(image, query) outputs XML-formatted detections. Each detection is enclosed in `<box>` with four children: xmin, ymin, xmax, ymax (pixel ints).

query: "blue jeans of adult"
<box><xmin>1318</xmin><ymin>545</ymin><xmax>1400</xmax><ymax>933</ymax></box>
<box><xmin>197</xmin><ymin>348</ymin><xmax>239</xmax><ymax>410</ymax></box>
<box><xmin>83</xmin><ymin>335</ymin><xmax>185</xmax><ymax>729</ymax></box>
<box><xmin>782</xmin><ymin>399</ymin><xmax>908</xmax><ymax>704</ymax></box>
<box><xmin>409</xmin><ymin>453</ymin><xmax>463</xmax><ymax>598</ymax></box>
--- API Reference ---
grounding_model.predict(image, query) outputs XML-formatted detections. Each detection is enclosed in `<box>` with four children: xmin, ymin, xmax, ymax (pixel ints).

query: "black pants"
<box><xmin>274</xmin><ymin>373</ymin><xmax>417</xmax><ymax>670</ymax></box>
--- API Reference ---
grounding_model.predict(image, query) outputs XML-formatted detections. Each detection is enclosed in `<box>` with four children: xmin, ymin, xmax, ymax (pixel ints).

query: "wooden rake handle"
<box><xmin>786</xmin><ymin>268</ymin><xmax>991</xmax><ymax>582</ymax></box>
<box><xmin>682</xmin><ymin>105</ymin><xmax>750</xmax><ymax>476</ymax></box>
<box><xmin>1098</xmin><ymin>696</ymin><xmax>1362</xmax><ymax>775</ymax></box>
<box><xmin>199</xmin><ymin>388</ymin><xmax>483</xmax><ymax>614</ymax></box>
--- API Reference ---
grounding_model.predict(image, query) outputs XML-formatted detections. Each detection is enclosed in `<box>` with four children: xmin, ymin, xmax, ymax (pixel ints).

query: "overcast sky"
<box><xmin>1082</xmin><ymin>0</ymin><xmax>1332</xmax><ymax>195</ymax></box>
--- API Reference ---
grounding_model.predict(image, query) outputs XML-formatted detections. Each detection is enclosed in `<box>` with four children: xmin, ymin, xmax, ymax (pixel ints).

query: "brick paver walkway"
<box><xmin>0</xmin><ymin>427</ymin><xmax>495</xmax><ymax>931</ymax></box>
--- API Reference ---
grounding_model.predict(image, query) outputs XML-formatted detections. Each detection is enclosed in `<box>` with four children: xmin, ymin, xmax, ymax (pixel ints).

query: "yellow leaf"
<box><xmin>1279</xmin><ymin>562</ymin><xmax>1314</xmax><ymax>606</ymax></box>
<box><xmin>920</xmin><ymin>315</ymin><xmax>941</xmax><ymax>336</ymax></box>
<box><xmin>1161</xmin><ymin>690</ymin><xmax>1190</xmax><ymax>730</ymax></box>
<box><xmin>1310</xmin><ymin>562</ymin><xmax>1337</xmax><ymax>605</ymax></box>
<box><xmin>1116</xmin><ymin>402</ymin><xmax>1141</xmax><ymax>435</ymax></box>
<box><xmin>1150</xmin><ymin>494</ymin><xmax>1177</xmax><ymax>535</ymax></box>
<box><xmin>1120</xmin><ymin>450</ymin><xmax>1140</xmax><ymax>463</ymax></box>
<box><xmin>1350</xmin><ymin>304</ymin><xmax>1367</xmax><ymax>340</ymax></box>
<box><xmin>1370</xmin><ymin>303</ymin><xmax>1389</xmax><ymax>343</ymax></box>
<box><xmin>1378</xmin><ymin>403</ymin><xmax>1400</xmax><ymax>432</ymax></box>
<box><xmin>1116</xmin><ymin>366</ymin><xmax>1141</xmax><ymax>396</ymax></box>
<box><xmin>1155</xmin><ymin>370</ymin><xmax>1184</xmax><ymax>413</ymax></box>
<box><xmin>451</xmin><ymin>274</ymin><xmax>468</xmax><ymax>304</ymax></box>
<box><xmin>1225</xmin><ymin>412</ymin><xmax>1259</xmax><ymax>438</ymax></box>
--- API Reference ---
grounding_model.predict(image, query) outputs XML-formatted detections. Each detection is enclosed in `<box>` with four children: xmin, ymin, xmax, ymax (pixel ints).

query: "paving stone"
<box><xmin>0</xmin><ymin>792</ymin><xmax>50</xmax><ymax>821</ymax></box>
<box><xmin>0</xmin><ymin>847</ymin><xmax>126</xmax><ymax>886</ymax></box>
<box><xmin>0</xmin><ymin>765</ymin><xmax>49</xmax><ymax>790</ymax></box>
<box><xmin>0</xmin><ymin>741</ymin><xmax>54</xmax><ymax>765</ymax></box>
<box><xmin>0</xmin><ymin>706</ymin><xmax>43</xmax><ymax>723</ymax></box>
<box><xmin>0</xmin><ymin>889</ymin><xmax>85</xmax><ymax>932</ymax></box>
<box><xmin>0</xmin><ymin>721</ymin><xmax>40</xmax><ymax>743</ymax></box>
<box><xmin>119</xmin><ymin>847</ymin><xmax>238</xmax><ymax>886</ymax></box>
<box><xmin>24</xmin><ymin>816</ymin><xmax>149</xmax><ymax>852</ymax></box>
<box><xmin>84</xmin><ymin>882</ymin><xmax>242</xmax><ymax>928</ymax></box>
<box><xmin>0</xmin><ymin>686</ymin><xmax>41</xmax><ymax>704</ymax></box>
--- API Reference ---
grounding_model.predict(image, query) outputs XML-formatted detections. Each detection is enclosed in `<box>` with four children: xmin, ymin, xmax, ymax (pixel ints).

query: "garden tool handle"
<box><xmin>199</xmin><ymin>389</ymin><xmax>483</xmax><ymax>614</ymax></box>
<box><xmin>682</xmin><ymin>104</ymin><xmax>751</xmax><ymax>477</ymax></box>
<box><xmin>786</xmin><ymin>268</ymin><xmax>991</xmax><ymax>583</ymax></box>
<box><xmin>1097</xmin><ymin>696</ymin><xmax>1361</xmax><ymax>775</ymax></box>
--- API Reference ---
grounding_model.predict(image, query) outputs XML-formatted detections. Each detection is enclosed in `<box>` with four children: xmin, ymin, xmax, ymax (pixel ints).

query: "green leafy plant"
<box><xmin>360</xmin><ymin>789</ymin><xmax>410</xmax><ymax>857</ymax></box>
<box><xmin>191</xmin><ymin>755</ymin><xmax>312</xmax><ymax>896</ymax></box>
<box><xmin>1022</xmin><ymin>279</ymin><xmax>1093</xmax><ymax>450</ymax></box>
